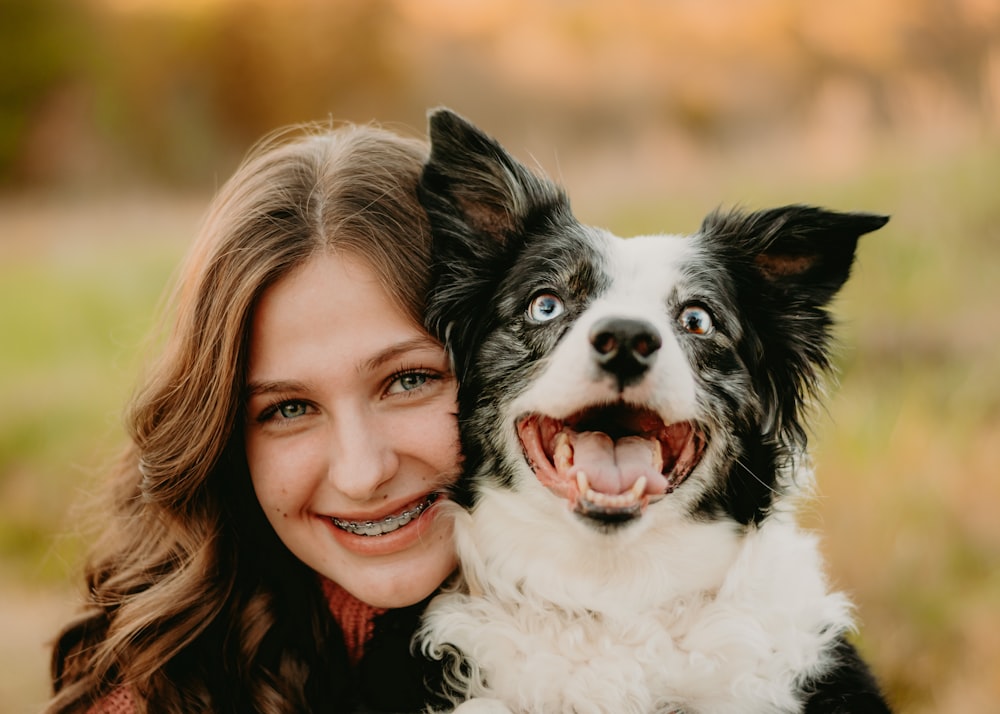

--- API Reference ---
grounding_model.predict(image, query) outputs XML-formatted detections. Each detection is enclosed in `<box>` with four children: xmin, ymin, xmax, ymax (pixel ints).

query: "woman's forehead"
<box><xmin>247</xmin><ymin>252</ymin><xmax>442</xmax><ymax>383</ymax></box>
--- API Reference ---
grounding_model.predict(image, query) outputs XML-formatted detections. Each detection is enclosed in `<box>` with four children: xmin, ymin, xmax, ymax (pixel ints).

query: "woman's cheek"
<box><xmin>249</xmin><ymin>436</ymin><xmax>321</xmax><ymax>516</ymax></box>
<box><xmin>428</xmin><ymin>404</ymin><xmax>463</xmax><ymax>477</ymax></box>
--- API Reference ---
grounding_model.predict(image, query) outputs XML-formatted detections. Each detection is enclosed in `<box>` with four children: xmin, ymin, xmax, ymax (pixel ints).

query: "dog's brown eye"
<box><xmin>680</xmin><ymin>305</ymin><xmax>713</xmax><ymax>335</ymax></box>
<box><xmin>527</xmin><ymin>292</ymin><xmax>565</xmax><ymax>323</ymax></box>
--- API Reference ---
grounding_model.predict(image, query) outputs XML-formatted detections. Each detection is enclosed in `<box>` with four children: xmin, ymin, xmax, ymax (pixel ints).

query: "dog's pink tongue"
<box><xmin>570</xmin><ymin>431</ymin><xmax>667</xmax><ymax>494</ymax></box>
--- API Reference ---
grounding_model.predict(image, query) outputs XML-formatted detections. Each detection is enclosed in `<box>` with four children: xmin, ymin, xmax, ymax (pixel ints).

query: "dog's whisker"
<box><xmin>734</xmin><ymin>456</ymin><xmax>782</xmax><ymax>496</ymax></box>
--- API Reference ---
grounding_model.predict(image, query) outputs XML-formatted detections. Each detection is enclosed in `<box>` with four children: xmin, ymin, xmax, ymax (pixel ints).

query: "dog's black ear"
<box><xmin>420</xmin><ymin>109</ymin><xmax>571</xmax><ymax>380</ymax></box>
<box><xmin>704</xmin><ymin>205</ymin><xmax>889</xmax><ymax>305</ymax></box>
<box><xmin>701</xmin><ymin>205</ymin><xmax>888</xmax><ymax>447</ymax></box>
<box><xmin>421</xmin><ymin>108</ymin><xmax>567</xmax><ymax>251</ymax></box>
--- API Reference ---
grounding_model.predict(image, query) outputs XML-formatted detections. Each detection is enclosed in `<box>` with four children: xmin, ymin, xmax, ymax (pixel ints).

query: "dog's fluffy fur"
<box><xmin>416</xmin><ymin>109</ymin><xmax>892</xmax><ymax>713</ymax></box>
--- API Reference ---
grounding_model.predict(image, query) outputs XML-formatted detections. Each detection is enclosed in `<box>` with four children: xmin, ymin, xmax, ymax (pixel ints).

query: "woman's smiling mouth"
<box><xmin>330</xmin><ymin>493</ymin><xmax>440</xmax><ymax>536</ymax></box>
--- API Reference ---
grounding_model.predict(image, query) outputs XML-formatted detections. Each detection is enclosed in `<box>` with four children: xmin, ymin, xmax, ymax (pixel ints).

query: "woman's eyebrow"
<box><xmin>245</xmin><ymin>379</ymin><xmax>309</xmax><ymax>399</ymax></box>
<box><xmin>361</xmin><ymin>336</ymin><xmax>443</xmax><ymax>373</ymax></box>
<box><xmin>245</xmin><ymin>337</ymin><xmax>442</xmax><ymax>398</ymax></box>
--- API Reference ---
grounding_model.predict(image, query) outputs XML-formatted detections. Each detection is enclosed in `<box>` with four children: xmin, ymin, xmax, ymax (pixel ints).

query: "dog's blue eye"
<box><xmin>680</xmin><ymin>305</ymin><xmax>714</xmax><ymax>335</ymax></box>
<box><xmin>527</xmin><ymin>293</ymin><xmax>565</xmax><ymax>323</ymax></box>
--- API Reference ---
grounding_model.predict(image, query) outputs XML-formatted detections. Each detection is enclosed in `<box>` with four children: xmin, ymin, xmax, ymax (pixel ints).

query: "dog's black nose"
<box><xmin>589</xmin><ymin>317</ymin><xmax>661</xmax><ymax>388</ymax></box>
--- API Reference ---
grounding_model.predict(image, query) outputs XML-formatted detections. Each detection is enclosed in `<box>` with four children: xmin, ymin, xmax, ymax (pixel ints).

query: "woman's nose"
<box><xmin>325</xmin><ymin>409</ymin><xmax>399</xmax><ymax>501</ymax></box>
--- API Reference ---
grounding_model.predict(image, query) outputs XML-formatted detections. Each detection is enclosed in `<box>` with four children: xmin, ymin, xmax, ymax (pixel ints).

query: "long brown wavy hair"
<box><xmin>47</xmin><ymin>122</ymin><xmax>434</xmax><ymax>713</ymax></box>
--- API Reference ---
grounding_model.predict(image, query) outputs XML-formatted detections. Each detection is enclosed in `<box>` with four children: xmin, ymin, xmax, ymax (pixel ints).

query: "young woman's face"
<box><xmin>245</xmin><ymin>252</ymin><xmax>460</xmax><ymax>608</ymax></box>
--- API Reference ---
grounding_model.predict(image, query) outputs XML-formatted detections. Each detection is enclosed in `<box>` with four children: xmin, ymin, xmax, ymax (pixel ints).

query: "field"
<box><xmin>1</xmin><ymin>141</ymin><xmax>998</xmax><ymax>712</ymax></box>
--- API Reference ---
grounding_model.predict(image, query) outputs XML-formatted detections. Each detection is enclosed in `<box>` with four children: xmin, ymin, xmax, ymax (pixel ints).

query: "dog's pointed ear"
<box><xmin>701</xmin><ymin>205</ymin><xmax>888</xmax><ymax>447</ymax></box>
<box><xmin>705</xmin><ymin>205</ymin><xmax>889</xmax><ymax>305</ymax></box>
<box><xmin>420</xmin><ymin>108</ymin><xmax>567</xmax><ymax>250</ymax></box>
<box><xmin>420</xmin><ymin>109</ymin><xmax>572</xmax><ymax>380</ymax></box>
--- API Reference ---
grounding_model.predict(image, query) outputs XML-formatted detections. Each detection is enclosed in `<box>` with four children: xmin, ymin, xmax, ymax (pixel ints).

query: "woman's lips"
<box><xmin>330</xmin><ymin>493</ymin><xmax>439</xmax><ymax>536</ymax></box>
<box><xmin>321</xmin><ymin>493</ymin><xmax>446</xmax><ymax>556</ymax></box>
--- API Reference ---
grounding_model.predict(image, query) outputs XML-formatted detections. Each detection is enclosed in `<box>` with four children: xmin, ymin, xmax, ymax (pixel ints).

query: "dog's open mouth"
<box><xmin>517</xmin><ymin>403</ymin><xmax>705</xmax><ymax>523</ymax></box>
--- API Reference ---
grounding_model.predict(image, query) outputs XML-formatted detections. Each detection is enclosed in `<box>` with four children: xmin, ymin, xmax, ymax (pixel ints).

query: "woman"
<box><xmin>47</xmin><ymin>122</ymin><xmax>460</xmax><ymax>713</ymax></box>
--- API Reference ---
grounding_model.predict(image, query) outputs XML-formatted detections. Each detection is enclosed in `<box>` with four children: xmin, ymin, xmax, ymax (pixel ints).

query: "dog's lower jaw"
<box><xmin>422</xmin><ymin>493</ymin><xmax>855</xmax><ymax>714</ymax></box>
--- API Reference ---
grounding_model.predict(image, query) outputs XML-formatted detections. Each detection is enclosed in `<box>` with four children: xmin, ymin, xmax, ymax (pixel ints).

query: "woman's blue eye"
<box><xmin>527</xmin><ymin>293</ymin><xmax>565</xmax><ymax>323</ymax></box>
<box><xmin>396</xmin><ymin>372</ymin><xmax>427</xmax><ymax>391</ymax></box>
<box><xmin>277</xmin><ymin>401</ymin><xmax>309</xmax><ymax>419</ymax></box>
<box><xmin>386</xmin><ymin>370</ymin><xmax>437</xmax><ymax>396</ymax></box>
<box><xmin>680</xmin><ymin>305</ymin><xmax>714</xmax><ymax>335</ymax></box>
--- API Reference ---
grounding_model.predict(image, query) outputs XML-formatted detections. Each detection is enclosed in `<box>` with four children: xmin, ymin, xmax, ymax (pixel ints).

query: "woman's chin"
<box><xmin>329</xmin><ymin>512</ymin><xmax>457</xmax><ymax>608</ymax></box>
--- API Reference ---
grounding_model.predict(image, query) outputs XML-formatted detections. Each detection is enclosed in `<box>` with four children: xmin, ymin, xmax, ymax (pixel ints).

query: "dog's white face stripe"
<box><xmin>509</xmin><ymin>230</ymin><xmax>699</xmax><ymax>425</ymax></box>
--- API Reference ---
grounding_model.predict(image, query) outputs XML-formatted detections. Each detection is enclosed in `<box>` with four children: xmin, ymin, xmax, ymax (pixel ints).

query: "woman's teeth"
<box><xmin>330</xmin><ymin>494</ymin><xmax>436</xmax><ymax>536</ymax></box>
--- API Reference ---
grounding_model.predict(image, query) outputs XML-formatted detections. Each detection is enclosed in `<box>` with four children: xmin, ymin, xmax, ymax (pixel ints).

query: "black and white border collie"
<box><xmin>416</xmin><ymin>109</ymin><xmax>892</xmax><ymax>714</ymax></box>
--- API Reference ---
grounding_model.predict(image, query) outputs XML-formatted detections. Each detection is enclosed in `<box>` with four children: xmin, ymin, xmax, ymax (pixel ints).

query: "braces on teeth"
<box><xmin>331</xmin><ymin>496</ymin><xmax>435</xmax><ymax>536</ymax></box>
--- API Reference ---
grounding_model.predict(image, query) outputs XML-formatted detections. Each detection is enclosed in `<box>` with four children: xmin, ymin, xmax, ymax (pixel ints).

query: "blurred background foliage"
<box><xmin>1</xmin><ymin>0</ymin><xmax>998</xmax><ymax>711</ymax></box>
<box><xmin>4</xmin><ymin>0</ymin><xmax>1000</xmax><ymax>190</ymax></box>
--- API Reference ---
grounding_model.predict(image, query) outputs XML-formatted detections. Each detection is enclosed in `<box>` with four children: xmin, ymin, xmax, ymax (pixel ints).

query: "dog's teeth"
<box><xmin>554</xmin><ymin>432</ymin><xmax>573</xmax><ymax>471</ymax></box>
<box><xmin>584</xmin><ymin>487</ymin><xmax>641</xmax><ymax>508</ymax></box>
<box><xmin>577</xmin><ymin>472</ymin><xmax>648</xmax><ymax>509</ymax></box>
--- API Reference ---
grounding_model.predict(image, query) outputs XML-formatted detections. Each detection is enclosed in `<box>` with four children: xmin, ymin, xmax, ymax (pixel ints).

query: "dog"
<box><xmin>416</xmin><ymin>108</ymin><xmax>892</xmax><ymax>714</ymax></box>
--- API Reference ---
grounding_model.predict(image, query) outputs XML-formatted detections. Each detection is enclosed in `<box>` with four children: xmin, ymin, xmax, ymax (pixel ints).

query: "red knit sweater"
<box><xmin>321</xmin><ymin>578</ymin><xmax>387</xmax><ymax>666</ymax></box>
<box><xmin>86</xmin><ymin>579</ymin><xmax>386</xmax><ymax>713</ymax></box>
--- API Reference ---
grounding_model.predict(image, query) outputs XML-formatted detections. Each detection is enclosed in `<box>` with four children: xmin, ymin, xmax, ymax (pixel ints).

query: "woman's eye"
<box><xmin>276</xmin><ymin>401</ymin><xmax>309</xmax><ymax>419</ymax></box>
<box><xmin>527</xmin><ymin>292</ymin><xmax>565</xmax><ymax>323</ymax></box>
<box><xmin>679</xmin><ymin>305</ymin><xmax>714</xmax><ymax>335</ymax></box>
<box><xmin>386</xmin><ymin>370</ymin><xmax>436</xmax><ymax>396</ymax></box>
<box><xmin>255</xmin><ymin>399</ymin><xmax>311</xmax><ymax>424</ymax></box>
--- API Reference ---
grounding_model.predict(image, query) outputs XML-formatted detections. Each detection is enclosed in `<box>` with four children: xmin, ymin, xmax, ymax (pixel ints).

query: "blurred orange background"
<box><xmin>2</xmin><ymin>0</ymin><xmax>999</xmax><ymax>711</ymax></box>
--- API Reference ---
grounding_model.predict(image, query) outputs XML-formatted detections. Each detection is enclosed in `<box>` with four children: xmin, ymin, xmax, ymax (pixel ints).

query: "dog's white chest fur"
<box><xmin>421</xmin><ymin>494</ymin><xmax>853</xmax><ymax>714</ymax></box>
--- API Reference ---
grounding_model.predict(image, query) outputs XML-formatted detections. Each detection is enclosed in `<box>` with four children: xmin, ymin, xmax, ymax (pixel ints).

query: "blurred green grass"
<box><xmin>2</xmin><ymin>142</ymin><xmax>998</xmax><ymax>712</ymax></box>
<box><xmin>0</xmin><ymin>195</ymin><xmax>201</xmax><ymax>712</ymax></box>
<box><xmin>1</xmin><ymin>214</ymin><xmax>185</xmax><ymax>584</ymax></box>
